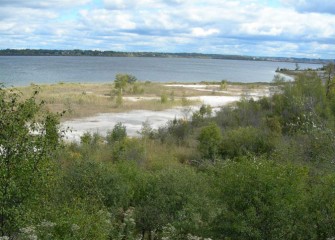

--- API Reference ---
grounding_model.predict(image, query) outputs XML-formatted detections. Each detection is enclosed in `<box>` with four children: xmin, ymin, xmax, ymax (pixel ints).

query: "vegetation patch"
<box><xmin>13</xmin><ymin>75</ymin><xmax>271</xmax><ymax>120</ymax></box>
<box><xmin>1</xmin><ymin>65</ymin><xmax>335</xmax><ymax>239</ymax></box>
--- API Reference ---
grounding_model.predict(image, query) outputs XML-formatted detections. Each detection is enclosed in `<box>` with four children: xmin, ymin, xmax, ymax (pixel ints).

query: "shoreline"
<box><xmin>1</xmin><ymin>49</ymin><xmax>331</xmax><ymax>64</ymax></box>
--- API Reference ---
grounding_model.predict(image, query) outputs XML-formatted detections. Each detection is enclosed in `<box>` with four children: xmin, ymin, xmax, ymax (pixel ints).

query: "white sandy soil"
<box><xmin>62</xmin><ymin>84</ymin><xmax>271</xmax><ymax>142</ymax></box>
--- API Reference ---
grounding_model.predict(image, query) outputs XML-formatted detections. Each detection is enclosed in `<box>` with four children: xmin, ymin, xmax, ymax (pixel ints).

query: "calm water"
<box><xmin>0</xmin><ymin>56</ymin><xmax>322</xmax><ymax>86</ymax></box>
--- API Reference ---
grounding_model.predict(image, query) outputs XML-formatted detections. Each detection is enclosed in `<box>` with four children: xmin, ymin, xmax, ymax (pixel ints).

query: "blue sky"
<box><xmin>0</xmin><ymin>0</ymin><xmax>334</xmax><ymax>59</ymax></box>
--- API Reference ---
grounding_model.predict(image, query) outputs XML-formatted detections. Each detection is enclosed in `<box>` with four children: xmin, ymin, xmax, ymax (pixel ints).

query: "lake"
<box><xmin>0</xmin><ymin>56</ymin><xmax>322</xmax><ymax>86</ymax></box>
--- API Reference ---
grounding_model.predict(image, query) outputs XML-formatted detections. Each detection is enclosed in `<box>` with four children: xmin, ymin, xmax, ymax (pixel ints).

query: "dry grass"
<box><xmin>14</xmin><ymin>82</ymin><xmax>200</xmax><ymax>120</ymax></box>
<box><xmin>13</xmin><ymin>81</ymin><xmax>270</xmax><ymax>121</ymax></box>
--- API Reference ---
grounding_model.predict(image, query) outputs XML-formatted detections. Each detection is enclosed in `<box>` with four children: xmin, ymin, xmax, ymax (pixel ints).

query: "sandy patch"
<box><xmin>187</xmin><ymin>96</ymin><xmax>240</xmax><ymax>107</ymax></box>
<box><xmin>123</xmin><ymin>96</ymin><xmax>160</xmax><ymax>102</ymax></box>
<box><xmin>165</xmin><ymin>84</ymin><xmax>219</xmax><ymax>88</ymax></box>
<box><xmin>61</xmin><ymin>92</ymin><xmax>269</xmax><ymax>142</ymax></box>
<box><xmin>62</xmin><ymin>108</ymin><xmax>187</xmax><ymax>142</ymax></box>
<box><xmin>165</xmin><ymin>84</ymin><xmax>272</xmax><ymax>97</ymax></box>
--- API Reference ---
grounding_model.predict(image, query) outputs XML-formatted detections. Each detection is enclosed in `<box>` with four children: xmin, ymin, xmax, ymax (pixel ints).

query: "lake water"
<box><xmin>0</xmin><ymin>56</ymin><xmax>322</xmax><ymax>86</ymax></box>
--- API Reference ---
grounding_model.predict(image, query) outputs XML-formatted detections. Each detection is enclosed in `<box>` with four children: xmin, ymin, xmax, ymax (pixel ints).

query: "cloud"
<box><xmin>0</xmin><ymin>0</ymin><xmax>91</xmax><ymax>9</ymax></box>
<box><xmin>191</xmin><ymin>28</ymin><xmax>220</xmax><ymax>37</ymax></box>
<box><xmin>0</xmin><ymin>0</ymin><xmax>334</xmax><ymax>58</ymax></box>
<box><xmin>282</xmin><ymin>0</ymin><xmax>335</xmax><ymax>14</ymax></box>
<box><xmin>80</xmin><ymin>9</ymin><xmax>136</xmax><ymax>30</ymax></box>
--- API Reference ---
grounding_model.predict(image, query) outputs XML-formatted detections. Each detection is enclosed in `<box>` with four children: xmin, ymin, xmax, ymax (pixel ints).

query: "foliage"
<box><xmin>115</xmin><ymin>90</ymin><xmax>123</xmax><ymax>107</ymax></box>
<box><xmin>192</xmin><ymin>105</ymin><xmax>212</xmax><ymax>126</ymax></box>
<box><xmin>160</xmin><ymin>93</ymin><xmax>168</xmax><ymax>104</ymax></box>
<box><xmin>0</xmin><ymin>87</ymin><xmax>60</xmax><ymax>237</ymax></box>
<box><xmin>3</xmin><ymin>69</ymin><xmax>335</xmax><ymax>239</ymax></box>
<box><xmin>220</xmin><ymin>126</ymin><xmax>275</xmax><ymax>159</ymax></box>
<box><xmin>197</xmin><ymin>122</ymin><xmax>222</xmax><ymax>161</ymax></box>
<box><xmin>139</xmin><ymin>120</ymin><xmax>154</xmax><ymax>139</ymax></box>
<box><xmin>106</xmin><ymin>122</ymin><xmax>127</xmax><ymax>144</ymax></box>
<box><xmin>114</xmin><ymin>74</ymin><xmax>137</xmax><ymax>92</ymax></box>
<box><xmin>323</xmin><ymin>63</ymin><xmax>335</xmax><ymax>97</ymax></box>
<box><xmin>209</xmin><ymin>159</ymin><xmax>310</xmax><ymax>239</ymax></box>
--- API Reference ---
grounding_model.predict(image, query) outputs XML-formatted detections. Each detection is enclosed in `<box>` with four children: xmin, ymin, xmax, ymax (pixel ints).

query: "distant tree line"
<box><xmin>0</xmin><ymin>49</ymin><xmax>332</xmax><ymax>63</ymax></box>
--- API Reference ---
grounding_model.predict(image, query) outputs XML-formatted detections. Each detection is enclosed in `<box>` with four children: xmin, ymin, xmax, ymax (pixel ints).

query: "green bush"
<box><xmin>107</xmin><ymin>122</ymin><xmax>127</xmax><ymax>144</ymax></box>
<box><xmin>197</xmin><ymin>122</ymin><xmax>222</xmax><ymax>160</ymax></box>
<box><xmin>0</xmin><ymin>88</ymin><xmax>60</xmax><ymax>236</ymax></box>
<box><xmin>220</xmin><ymin>126</ymin><xmax>275</xmax><ymax>159</ymax></box>
<box><xmin>210</xmin><ymin>159</ymin><xmax>310</xmax><ymax>239</ymax></box>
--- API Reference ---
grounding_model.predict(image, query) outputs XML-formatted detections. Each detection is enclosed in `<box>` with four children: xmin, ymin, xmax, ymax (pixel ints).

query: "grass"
<box><xmin>13</xmin><ymin>81</ymin><xmax>271</xmax><ymax>120</ymax></box>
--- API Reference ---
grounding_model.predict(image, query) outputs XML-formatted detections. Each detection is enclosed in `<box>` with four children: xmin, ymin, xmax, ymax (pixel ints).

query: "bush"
<box><xmin>197</xmin><ymin>122</ymin><xmax>222</xmax><ymax>161</ymax></box>
<box><xmin>210</xmin><ymin>159</ymin><xmax>310</xmax><ymax>239</ymax></box>
<box><xmin>220</xmin><ymin>126</ymin><xmax>275</xmax><ymax>159</ymax></box>
<box><xmin>0</xmin><ymin>87</ymin><xmax>60</xmax><ymax>236</ymax></box>
<box><xmin>107</xmin><ymin>122</ymin><xmax>127</xmax><ymax>144</ymax></box>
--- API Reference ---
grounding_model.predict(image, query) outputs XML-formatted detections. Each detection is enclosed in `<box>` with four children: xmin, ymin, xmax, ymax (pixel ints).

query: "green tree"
<box><xmin>192</xmin><ymin>104</ymin><xmax>212</xmax><ymax>126</ymax></box>
<box><xmin>210</xmin><ymin>159</ymin><xmax>309</xmax><ymax>239</ymax></box>
<box><xmin>107</xmin><ymin>122</ymin><xmax>127</xmax><ymax>144</ymax></box>
<box><xmin>220</xmin><ymin>126</ymin><xmax>275</xmax><ymax>159</ymax></box>
<box><xmin>323</xmin><ymin>63</ymin><xmax>335</xmax><ymax>97</ymax></box>
<box><xmin>0</xmin><ymin>87</ymin><xmax>60</xmax><ymax>237</ymax></box>
<box><xmin>199</xmin><ymin>104</ymin><xmax>212</xmax><ymax>118</ymax></box>
<box><xmin>307</xmin><ymin>174</ymin><xmax>335</xmax><ymax>239</ymax></box>
<box><xmin>197</xmin><ymin>122</ymin><xmax>222</xmax><ymax>161</ymax></box>
<box><xmin>114</xmin><ymin>74</ymin><xmax>129</xmax><ymax>94</ymax></box>
<box><xmin>114</xmin><ymin>74</ymin><xmax>137</xmax><ymax>94</ymax></box>
<box><xmin>134</xmin><ymin>168</ymin><xmax>201</xmax><ymax>239</ymax></box>
<box><xmin>220</xmin><ymin>80</ymin><xmax>228</xmax><ymax>90</ymax></box>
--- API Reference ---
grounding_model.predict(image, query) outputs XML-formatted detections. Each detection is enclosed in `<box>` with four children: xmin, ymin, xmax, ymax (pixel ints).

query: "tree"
<box><xmin>114</xmin><ymin>74</ymin><xmax>137</xmax><ymax>94</ymax></box>
<box><xmin>192</xmin><ymin>105</ymin><xmax>212</xmax><ymax>126</ymax></box>
<box><xmin>199</xmin><ymin>104</ymin><xmax>212</xmax><ymax>118</ymax></box>
<box><xmin>0</xmin><ymin>87</ymin><xmax>60</xmax><ymax>237</ymax></box>
<box><xmin>210</xmin><ymin>159</ymin><xmax>310</xmax><ymax>239</ymax></box>
<box><xmin>114</xmin><ymin>74</ymin><xmax>128</xmax><ymax>94</ymax></box>
<box><xmin>197</xmin><ymin>122</ymin><xmax>222</xmax><ymax>161</ymax></box>
<box><xmin>323</xmin><ymin>63</ymin><xmax>335</xmax><ymax>97</ymax></box>
<box><xmin>106</xmin><ymin>122</ymin><xmax>127</xmax><ymax>144</ymax></box>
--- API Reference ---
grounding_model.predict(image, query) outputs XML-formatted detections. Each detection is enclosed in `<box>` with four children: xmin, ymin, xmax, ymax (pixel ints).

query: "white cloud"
<box><xmin>0</xmin><ymin>0</ymin><xmax>91</xmax><ymax>9</ymax></box>
<box><xmin>103</xmin><ymin>0</ymin><xmax>169</xmax><ymax>9</ymax></box>
<box><xmin>0</xmin><ymin>0</ymin><xmax>334</xmax><ymax>58</ymax></box>
<box><xmin>80</xmin><ymin>9</ymin><xmax>136</xmax><ymax>30</ymax></box>
<box><xmin>191</xmin><ymin>28</ymin><xmax>220</xmax><ymax>37</ymax></box>
<box><xmin>282</xmin><ymin>0</ymin><xmax>335</xmax><ymax>14</ymax></box>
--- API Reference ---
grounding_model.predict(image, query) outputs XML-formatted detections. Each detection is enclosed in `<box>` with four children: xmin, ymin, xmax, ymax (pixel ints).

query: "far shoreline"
<box><xmin>1</xmin><ymin>49</ymin><xmax>333</xmax><ymax>64</ymax></box>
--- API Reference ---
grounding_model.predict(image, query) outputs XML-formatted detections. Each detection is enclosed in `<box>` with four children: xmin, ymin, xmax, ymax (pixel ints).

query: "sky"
<box><xmin>0</xmin><ymin>0</ymin><xmax>334</xmax><ymax>59</ymax></box>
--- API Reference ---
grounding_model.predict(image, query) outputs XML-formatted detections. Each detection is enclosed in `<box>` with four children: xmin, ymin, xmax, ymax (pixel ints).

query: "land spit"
<box><xmin>61</xmin><ymin>92</ymin><xmax>267</xmax><ymax>142</ymax></box>
<box><xmin>15</xmin><ymin>82</ymin><xmax>271</xmax><ymax>142</ymax></box>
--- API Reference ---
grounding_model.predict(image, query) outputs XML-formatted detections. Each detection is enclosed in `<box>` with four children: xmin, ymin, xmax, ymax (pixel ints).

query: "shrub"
<box><xmin>210</xmin><ymin>159</ymin><xmax>310</xmax><ymax>239</ymax></box>
<box><xmin>197</xmin><ymin>122</ymin><xmax>222</xmax><ymax>161</ymax></box>
<box><xmin>220</xmin><ymin>126</ymin><xmax>275</xmax><ymax>159</ymax></box>
<box><xmin>0</xmin><ymin>87</ymin><xmax>60</xmax><ymax>236</ymax></box>
<box><xmin>106</xmin><ymin>122</ymin><xmax>127</xmax><ymax>144</ymax></box>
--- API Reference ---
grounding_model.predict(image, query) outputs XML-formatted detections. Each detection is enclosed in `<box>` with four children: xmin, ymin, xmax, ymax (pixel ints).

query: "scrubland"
<box><xmin>2</xmin><ymin>67</ymin><xmax>335</xmax><ymax>239</ymax></box>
